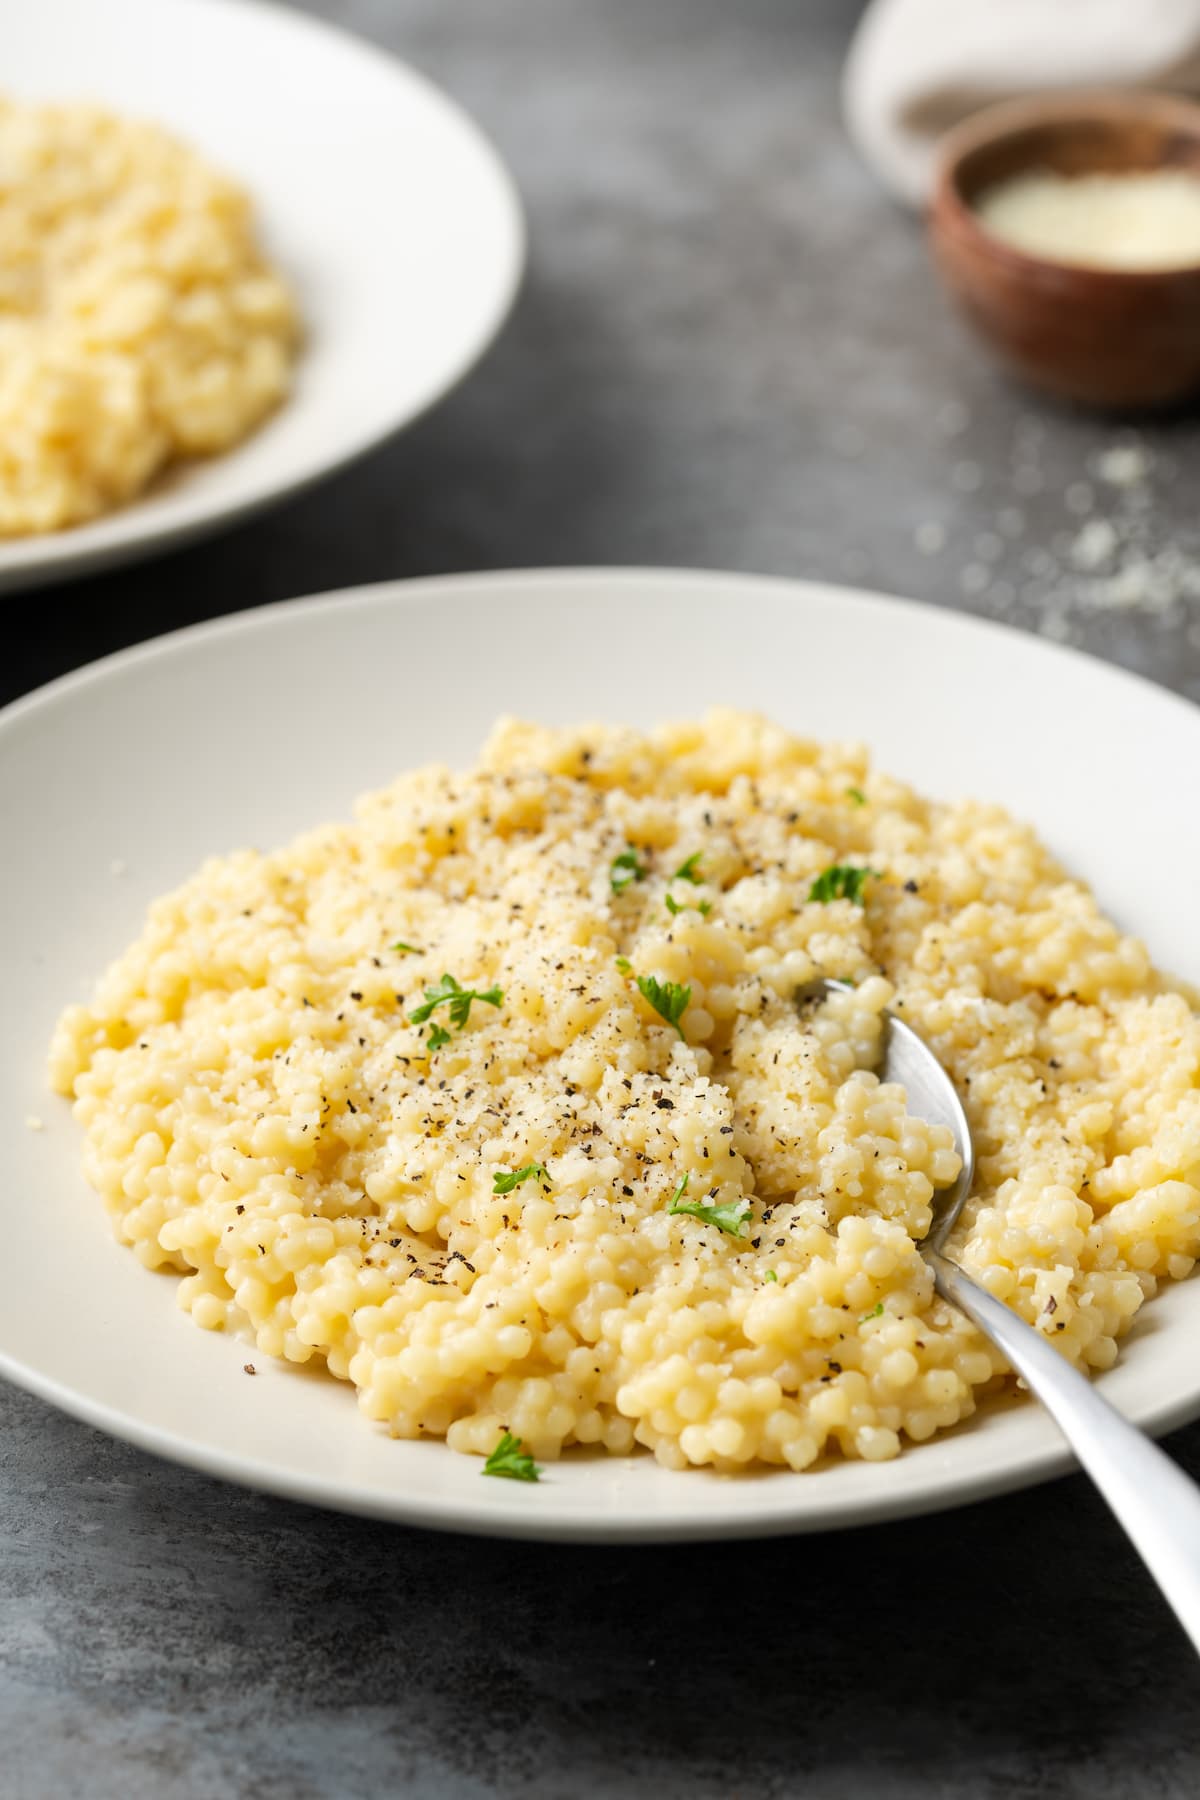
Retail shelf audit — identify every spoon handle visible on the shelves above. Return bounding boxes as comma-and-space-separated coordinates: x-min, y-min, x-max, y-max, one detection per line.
929, 1249, 1200, 1656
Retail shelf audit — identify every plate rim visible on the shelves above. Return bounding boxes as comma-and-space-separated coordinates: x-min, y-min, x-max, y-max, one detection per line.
0, 1341, 1087, 1542
0, 0, 527, 592
4, 564, 1200, 1542
6, 562, 1200, 738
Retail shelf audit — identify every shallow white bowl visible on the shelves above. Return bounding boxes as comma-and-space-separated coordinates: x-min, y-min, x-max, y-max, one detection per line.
0, 0, 524, 592
3, 568, 1199, 1541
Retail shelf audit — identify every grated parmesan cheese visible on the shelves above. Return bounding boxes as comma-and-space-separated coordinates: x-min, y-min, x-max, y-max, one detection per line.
975, 168, 1200, 270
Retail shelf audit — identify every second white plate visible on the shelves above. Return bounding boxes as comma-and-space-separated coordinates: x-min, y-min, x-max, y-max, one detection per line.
3, 568, 1199, 1540
0, 0, 524, 592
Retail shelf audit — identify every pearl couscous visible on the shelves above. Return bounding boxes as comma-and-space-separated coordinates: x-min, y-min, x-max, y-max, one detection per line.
49, 712, 1200, 1472
0, 98, 297, 536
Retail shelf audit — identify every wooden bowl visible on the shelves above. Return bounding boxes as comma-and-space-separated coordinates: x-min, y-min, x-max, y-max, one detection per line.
929, 90, 1200, 410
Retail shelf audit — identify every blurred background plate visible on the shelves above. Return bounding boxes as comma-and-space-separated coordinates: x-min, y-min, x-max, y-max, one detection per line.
0, 0, 524, 593
3, 566, 1200, 1542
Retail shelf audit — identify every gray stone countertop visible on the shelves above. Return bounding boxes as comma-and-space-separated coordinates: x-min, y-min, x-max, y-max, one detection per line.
4, 2, 1200, 1794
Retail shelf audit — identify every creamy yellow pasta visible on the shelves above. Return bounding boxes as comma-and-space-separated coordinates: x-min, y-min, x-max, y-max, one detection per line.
0, 98, 297, 536
50, 712, 1200, 1471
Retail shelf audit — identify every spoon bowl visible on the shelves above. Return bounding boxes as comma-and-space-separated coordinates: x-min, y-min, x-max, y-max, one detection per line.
799, 976, 975, 1249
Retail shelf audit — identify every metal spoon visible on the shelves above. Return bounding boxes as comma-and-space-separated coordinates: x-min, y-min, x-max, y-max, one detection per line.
801, 977, 1200, 1653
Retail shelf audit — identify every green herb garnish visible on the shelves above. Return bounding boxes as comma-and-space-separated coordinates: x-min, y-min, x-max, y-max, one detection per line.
493, 1162, 549, 1195
665, 894, 712, 918
846, 787, 867, 807
808, 864, 880, 905
390, 940, 423, 955
615, 955, 632, 974
482, 1431, 541, 1482
860, 1301, 884, 1323
610, 847, 648, 894
764, 1268, 778, 1283
426, 1023, 452, 1052
409, 973, 503, 1031
672, 852, 703, 884
635, 973, 692, 1039
667, 1173, 751, 1239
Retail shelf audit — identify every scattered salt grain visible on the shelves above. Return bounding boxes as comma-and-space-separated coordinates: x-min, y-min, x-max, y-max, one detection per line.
1082, 549, 1197, 617
936, 416, 1199, 653
1094, 443, 1152, 488
1070, 519, 1118, 572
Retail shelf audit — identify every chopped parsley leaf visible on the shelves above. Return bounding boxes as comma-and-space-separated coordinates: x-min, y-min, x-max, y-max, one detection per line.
426, 1023, 452, 1052
846, 787, 867, 807
390, 940, 423, 955
493, 1162, 549, 1195
409, 972, 503, 1030
665, 894, 712, 918
672, 852, 703, 884
615, 955, 632, 974
860, 1301, 884, 1322
635, 973, 691, 1038
764, 1268, 778, 1283
667, 1173, 751, 1239
482, 1431, 541, 1482
610, 847, 649, 894
808, 864, 880, 906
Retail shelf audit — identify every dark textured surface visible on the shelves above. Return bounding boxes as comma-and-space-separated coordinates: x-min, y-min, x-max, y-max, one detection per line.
4, 2, 1200, 1794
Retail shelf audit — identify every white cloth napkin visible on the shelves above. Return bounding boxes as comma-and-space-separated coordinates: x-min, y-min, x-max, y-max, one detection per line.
844, 0, 1200, 207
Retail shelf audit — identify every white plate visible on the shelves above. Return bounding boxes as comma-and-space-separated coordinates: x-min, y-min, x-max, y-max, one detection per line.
4, 568, 1199, 1541
0, 0, 523, 593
